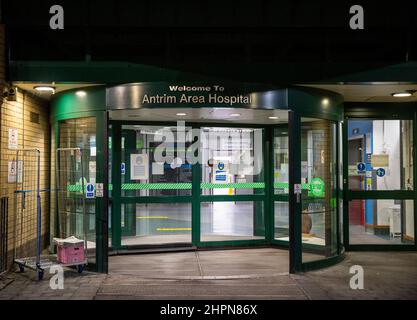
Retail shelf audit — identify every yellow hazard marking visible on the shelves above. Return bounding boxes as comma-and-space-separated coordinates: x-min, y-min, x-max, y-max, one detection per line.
156, 228, 191, 231
137, 216, 169, 219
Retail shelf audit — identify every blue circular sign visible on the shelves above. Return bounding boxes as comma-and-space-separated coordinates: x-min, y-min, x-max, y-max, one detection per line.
357, 162, 366, 172
218, 162, 225, 170
86, 184, 94, 192
376, 168, 386, 177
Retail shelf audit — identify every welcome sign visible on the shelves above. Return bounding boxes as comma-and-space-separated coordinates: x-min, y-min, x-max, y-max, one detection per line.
142, 85, 252, 106
106, 82, 285, 109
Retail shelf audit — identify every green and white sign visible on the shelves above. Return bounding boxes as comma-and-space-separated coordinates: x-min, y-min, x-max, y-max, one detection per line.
309, 177, 325, 197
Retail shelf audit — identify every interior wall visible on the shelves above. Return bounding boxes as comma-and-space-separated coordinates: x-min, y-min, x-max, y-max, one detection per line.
373, 120, 401, 225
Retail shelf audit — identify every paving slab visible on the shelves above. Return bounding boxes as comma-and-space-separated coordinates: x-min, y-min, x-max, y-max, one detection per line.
0, 250, 416, 300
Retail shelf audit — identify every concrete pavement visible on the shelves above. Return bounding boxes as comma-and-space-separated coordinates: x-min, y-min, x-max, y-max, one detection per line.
0, 249, 416, 300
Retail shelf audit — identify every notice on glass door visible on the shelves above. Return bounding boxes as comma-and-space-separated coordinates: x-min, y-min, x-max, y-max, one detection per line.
130, 154, 149, 180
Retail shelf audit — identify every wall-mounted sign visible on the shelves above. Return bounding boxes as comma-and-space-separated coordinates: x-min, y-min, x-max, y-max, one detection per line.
376, 168, 386, 177
106, 83, 287, 110
86, 183, 95, 198
89, 161, 96, 184
8, 160, 23, 183
309, 177, 325, 197
214, 160, 228, 183
95, 183, 103, 197
8, 128, 18, 149
152, 162, 164, 175
348, 165, 358, 176
130, 154, 149, 180
357, 162, 366, 174
371, 154, 389, 168
136, 139, 144, 149
121, 162, 125, 175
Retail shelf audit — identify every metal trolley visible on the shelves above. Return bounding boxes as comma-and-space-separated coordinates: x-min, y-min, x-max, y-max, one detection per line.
13, 148, 89, 280
13, 149, 52, 280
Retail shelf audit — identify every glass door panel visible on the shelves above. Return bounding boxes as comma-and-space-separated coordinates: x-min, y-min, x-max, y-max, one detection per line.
58, 117, 97, 261
346, 119, 414, 246
273, 125, 290, 241
117, 124, 193, 246
300, 118, 338, 263
199, 126, 266, 242
121, 203, 192, 246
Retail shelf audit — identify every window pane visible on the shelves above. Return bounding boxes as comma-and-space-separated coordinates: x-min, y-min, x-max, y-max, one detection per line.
274, 201, 289, 240
347, 120, 413, 191
273, 127, 289, 195
349, 199, 414, 245
301, 118, 338, 263
201, 201, 265, 241
121, 125, 192, 197
121, 203, 191, 246
201, 127, 264, 195
58, 117, 97, 262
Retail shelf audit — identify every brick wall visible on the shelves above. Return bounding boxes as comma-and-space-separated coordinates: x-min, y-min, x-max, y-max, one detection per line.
0, 24, 51, 270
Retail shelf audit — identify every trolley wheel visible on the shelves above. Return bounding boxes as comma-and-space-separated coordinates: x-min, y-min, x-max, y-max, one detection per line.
18, 264, 24, 273
77, 264, 85, 274
38, 270, 44, 281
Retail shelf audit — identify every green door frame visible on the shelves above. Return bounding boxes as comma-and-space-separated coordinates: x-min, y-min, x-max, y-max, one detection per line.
343, 103, 417, 251
49, 84, 346, 273
108, 114, 346, 273
109, 120, 273, 250
270, 124, 290, 248
53, 110, 109, 273
293, 114, 345, 272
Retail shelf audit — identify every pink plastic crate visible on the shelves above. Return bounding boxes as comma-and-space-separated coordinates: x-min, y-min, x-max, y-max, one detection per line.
57, 244, 85, 264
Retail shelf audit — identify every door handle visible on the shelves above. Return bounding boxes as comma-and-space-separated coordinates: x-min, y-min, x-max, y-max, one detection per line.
294, 184, 301, 204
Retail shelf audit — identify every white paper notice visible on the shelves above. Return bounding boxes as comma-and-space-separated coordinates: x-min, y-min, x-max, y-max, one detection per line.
8, 160, 23, 183
89, 161, 96, 184
8, 128, 18, 149
130, 154, 149, 180
152, 162, 164, 175
96, 183, 103, 197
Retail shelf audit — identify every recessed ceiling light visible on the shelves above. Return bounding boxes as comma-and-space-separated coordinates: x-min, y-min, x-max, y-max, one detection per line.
176, 112, 187, 116
392, 92, 412, 97
34, 86, 55, 93
268, 116, 279, 120
229, 113, 241, 117
75, 90, 87, 97
322, 98, 329, 106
